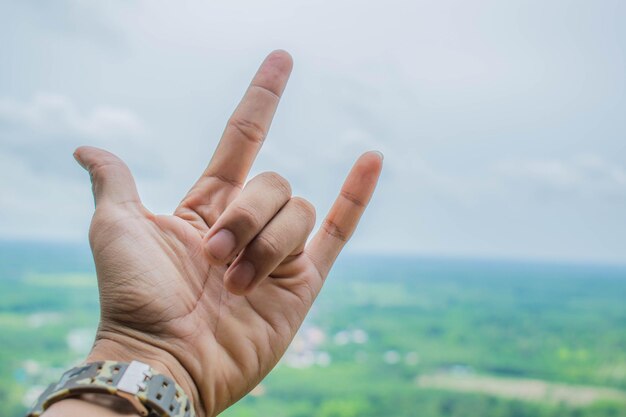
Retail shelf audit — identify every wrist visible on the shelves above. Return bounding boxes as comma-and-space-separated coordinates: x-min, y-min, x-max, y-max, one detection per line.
87, 327, 205, 417
43, 397, 139, 417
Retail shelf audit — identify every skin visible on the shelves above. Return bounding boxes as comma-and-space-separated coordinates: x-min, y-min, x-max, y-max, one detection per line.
42, 50, 383, 417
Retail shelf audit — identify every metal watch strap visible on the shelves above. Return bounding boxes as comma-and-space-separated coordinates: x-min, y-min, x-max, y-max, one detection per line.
27, 360, 196, 417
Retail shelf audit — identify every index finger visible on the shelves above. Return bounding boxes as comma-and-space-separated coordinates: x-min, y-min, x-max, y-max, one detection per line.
305, 151, 383, 281
200, 50, 293, 188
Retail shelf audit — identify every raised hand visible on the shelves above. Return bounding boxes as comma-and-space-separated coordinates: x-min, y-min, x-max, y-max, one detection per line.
74, 50, 382, 417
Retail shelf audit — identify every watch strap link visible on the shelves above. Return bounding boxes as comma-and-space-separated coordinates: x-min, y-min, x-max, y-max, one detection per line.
27, 361, 195, 417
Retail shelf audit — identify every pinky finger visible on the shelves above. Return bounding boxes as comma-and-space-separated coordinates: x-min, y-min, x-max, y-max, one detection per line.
305, 151, 383, 285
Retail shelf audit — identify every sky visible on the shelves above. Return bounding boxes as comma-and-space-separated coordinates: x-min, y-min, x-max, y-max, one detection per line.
0, 0, 625, 263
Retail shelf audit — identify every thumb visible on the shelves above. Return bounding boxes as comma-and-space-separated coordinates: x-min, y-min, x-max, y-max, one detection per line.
74, 146, 141, 207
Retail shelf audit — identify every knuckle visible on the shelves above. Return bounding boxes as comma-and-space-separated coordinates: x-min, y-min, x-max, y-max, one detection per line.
340, 189, 366, 207
231, 204, 261, 230
90, 160, 129, 181
291, 280, 315, 309
259, 171, 291, 196
290, 197, 316, 225
90, 209, 120, 230
228, 117, 266, 144
250, 83, 280, 100
322, 218, 349, 242
88, 209, 128, 246
253, 232, 282, 259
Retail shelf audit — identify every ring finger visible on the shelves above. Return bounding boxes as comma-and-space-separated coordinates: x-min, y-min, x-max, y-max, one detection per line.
203, 171, 292, 264
225, 197, 316, 294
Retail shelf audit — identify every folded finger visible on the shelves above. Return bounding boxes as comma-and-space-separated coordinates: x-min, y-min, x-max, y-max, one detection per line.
225, 197, 316, 295
203, 171, 292, 264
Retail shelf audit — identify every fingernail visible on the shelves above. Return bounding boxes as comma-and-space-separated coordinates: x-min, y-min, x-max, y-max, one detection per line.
372, 150, 384, 160
227, 261, 256, 294
73, 151, 86, 169
205, 229, 236, 261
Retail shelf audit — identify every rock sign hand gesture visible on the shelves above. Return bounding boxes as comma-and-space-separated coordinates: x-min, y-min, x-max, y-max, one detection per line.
73, 50, 383, 417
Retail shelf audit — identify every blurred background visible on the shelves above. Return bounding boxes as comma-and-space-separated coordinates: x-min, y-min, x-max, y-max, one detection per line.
1, 1, 625, 416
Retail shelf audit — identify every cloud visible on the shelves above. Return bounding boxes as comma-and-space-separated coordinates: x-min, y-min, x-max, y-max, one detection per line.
0, 93, 145, 139
0, 152, 93, 241
496, 155, 626, 200
0, 93, 152, 176
1, 1, 626, 261
0, 93, 164, 240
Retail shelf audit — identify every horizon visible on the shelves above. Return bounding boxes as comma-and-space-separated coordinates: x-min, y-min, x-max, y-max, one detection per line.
3, 239, 626, 270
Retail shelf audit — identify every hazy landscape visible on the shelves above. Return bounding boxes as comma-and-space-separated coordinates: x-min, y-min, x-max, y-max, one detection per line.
1, 241, 625, 417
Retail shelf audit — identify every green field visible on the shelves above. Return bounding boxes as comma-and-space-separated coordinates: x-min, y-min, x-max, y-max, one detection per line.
1, 242, 625, 417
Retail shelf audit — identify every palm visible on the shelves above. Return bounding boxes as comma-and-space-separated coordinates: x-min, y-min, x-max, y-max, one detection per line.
77, 51, 382, 417
93, 206, 316, 405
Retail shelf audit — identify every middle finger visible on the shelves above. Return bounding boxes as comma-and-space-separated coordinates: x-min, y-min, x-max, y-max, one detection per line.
181, 51, 293, 209
203, 171, 292, 264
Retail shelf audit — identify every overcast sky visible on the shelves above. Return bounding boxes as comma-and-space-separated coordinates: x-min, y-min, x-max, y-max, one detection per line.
1, 1, 625, 263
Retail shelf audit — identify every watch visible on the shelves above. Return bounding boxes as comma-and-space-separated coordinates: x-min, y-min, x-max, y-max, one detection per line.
27, 360, 196, 417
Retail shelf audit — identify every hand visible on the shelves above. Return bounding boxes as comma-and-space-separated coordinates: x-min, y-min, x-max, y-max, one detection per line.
74, 50, 383, 417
